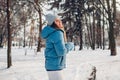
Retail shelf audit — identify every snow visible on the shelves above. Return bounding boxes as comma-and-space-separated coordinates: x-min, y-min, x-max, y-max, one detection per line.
0, 46, 120, 80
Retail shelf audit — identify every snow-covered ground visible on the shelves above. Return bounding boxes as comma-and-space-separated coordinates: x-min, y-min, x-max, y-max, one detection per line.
0, 46, 120, 80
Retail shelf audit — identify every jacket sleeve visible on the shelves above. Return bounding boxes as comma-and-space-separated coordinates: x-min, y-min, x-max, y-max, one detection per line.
52, 31, 74, 56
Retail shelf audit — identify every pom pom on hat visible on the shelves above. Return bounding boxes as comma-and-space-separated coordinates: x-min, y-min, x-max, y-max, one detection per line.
45, 13, 59, 26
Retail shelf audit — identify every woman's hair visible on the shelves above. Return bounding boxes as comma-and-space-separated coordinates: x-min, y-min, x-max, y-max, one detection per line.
50, 22, 58, 29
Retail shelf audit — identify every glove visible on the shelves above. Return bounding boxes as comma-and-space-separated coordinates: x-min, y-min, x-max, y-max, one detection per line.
65, 42, 74, 51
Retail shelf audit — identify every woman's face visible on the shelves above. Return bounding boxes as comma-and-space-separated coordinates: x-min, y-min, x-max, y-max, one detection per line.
54, 18, 64, 29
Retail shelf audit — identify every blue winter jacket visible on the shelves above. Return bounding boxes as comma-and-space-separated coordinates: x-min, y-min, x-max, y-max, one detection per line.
41, 26, 74, 71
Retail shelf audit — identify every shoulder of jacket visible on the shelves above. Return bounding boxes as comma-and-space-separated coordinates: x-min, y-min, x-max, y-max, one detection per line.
52, 29, 64, 36
50, 29, 64, 42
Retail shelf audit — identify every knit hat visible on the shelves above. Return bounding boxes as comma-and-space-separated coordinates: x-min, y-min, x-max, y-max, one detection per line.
45, 13, 59, 26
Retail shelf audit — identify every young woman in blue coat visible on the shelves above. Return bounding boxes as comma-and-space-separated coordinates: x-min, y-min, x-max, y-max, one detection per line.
41, 13, 74, 80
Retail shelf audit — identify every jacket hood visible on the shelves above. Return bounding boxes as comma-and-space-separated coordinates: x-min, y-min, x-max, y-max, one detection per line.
41, 26, 57, 39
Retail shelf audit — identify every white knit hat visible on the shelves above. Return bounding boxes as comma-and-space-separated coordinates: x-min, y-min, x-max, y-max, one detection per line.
45, 13, 59, 26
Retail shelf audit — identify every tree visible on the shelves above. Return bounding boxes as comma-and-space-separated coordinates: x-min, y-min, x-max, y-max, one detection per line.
106, 0, 117, 55
27, 0, 47, 52
7, 0, 12, 68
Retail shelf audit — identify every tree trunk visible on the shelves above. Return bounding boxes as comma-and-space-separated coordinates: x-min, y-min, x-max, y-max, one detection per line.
102, 16, 105, 50
92, 16, 95, 50
106, 0, 116, 56
0, 26, 4, 48
0, 34, 3, 48
85, 13, 92, 48
79, 20, 83, 50
37, 10, 42, 52
77, 13, 83, 50
23, 22, 26, 47
92, 3, 95, 50
102, 0, 105, 50
7, 0, 12, 68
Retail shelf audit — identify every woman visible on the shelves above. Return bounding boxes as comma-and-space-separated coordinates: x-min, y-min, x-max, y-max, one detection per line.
41, 13, 74, 80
